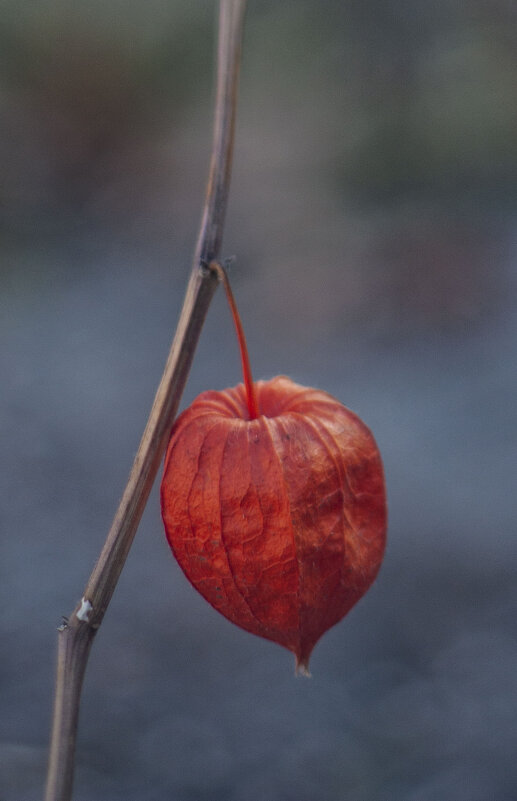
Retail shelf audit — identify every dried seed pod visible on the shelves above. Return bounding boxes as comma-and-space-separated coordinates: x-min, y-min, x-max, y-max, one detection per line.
160, 263, 386, 673
161, 375, 386, 673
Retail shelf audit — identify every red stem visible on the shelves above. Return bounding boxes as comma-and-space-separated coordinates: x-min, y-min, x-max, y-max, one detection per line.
210, 262, 259, 419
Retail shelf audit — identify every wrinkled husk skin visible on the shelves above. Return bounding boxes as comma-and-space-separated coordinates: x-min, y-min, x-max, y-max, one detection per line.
161, 376, 387, 671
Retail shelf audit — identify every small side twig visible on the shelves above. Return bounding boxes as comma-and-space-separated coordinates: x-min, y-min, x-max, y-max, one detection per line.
44, 2, 247, 799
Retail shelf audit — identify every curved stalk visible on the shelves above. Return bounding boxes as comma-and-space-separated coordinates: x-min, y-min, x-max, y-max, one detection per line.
209, 261, 259, 419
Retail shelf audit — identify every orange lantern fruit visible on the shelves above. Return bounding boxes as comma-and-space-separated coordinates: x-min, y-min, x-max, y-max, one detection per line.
161, 264, 386, 673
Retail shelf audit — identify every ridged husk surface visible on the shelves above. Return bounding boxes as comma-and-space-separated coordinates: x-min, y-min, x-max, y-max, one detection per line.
161, 376, 386, 671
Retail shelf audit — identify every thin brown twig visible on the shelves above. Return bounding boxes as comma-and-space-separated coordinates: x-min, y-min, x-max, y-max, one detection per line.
44, 2, 247, 799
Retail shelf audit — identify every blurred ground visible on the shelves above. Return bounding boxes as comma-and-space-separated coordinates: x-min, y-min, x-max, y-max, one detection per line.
1, 1, 517, 799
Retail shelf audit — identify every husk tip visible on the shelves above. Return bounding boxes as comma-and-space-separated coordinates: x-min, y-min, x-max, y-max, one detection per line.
295, 656, 312, 678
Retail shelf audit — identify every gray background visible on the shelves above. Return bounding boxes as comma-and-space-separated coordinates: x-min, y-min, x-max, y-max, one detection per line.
2, 1, 517, 799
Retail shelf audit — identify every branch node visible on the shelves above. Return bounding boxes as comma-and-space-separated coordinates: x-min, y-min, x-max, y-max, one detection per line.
207, 260, 225, 282
199, 259, 212, 276
76, 598, 93, 623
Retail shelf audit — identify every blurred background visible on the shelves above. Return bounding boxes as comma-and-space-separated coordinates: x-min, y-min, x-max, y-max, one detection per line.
1, 1, 517, 799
